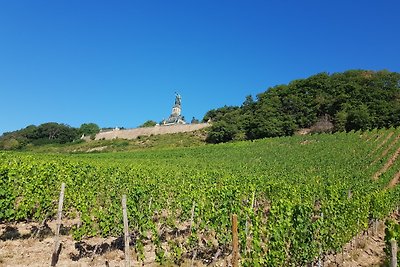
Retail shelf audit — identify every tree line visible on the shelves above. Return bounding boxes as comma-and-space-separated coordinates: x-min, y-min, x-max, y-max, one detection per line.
203, 69, 400, 143
0, 123, 100, 150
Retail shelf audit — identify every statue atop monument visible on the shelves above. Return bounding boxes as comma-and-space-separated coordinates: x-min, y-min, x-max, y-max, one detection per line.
162, 93, 186, 125
174, 93, 181, 106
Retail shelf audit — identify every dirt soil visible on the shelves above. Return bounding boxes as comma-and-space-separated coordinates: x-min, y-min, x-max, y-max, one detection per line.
0, 220, 135, 267
387, 170, 400, 189
373, 145, 400, 180
324, 223, 386, 267
0, 219, 225, 267
1, 213, 399, 267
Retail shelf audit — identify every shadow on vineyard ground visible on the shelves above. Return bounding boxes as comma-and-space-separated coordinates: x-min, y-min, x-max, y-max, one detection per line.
0, 219, 225, 267
0, 222, 53, 241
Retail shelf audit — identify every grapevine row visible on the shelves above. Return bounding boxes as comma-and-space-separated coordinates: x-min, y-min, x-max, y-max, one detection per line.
1, 128, 400, 265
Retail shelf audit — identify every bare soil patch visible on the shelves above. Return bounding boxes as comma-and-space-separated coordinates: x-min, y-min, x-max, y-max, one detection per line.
324, 226, 386, 267
0, 220, 138, 267
1, 215, 398, 267
387, 170, 400, 189
0, 220, 227, 267
325, 210, 400, 267
373, 145, 400, 180
370, 134, 400, 168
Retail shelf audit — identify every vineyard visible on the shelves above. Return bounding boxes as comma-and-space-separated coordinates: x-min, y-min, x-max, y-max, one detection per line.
1, 128, 400, 266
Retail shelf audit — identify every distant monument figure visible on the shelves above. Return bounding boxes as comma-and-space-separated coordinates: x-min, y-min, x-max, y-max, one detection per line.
162, 93, 186, 125
175, 93, 181, 106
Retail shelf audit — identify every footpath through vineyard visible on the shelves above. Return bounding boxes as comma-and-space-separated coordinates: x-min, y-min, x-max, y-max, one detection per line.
1, 128, 400, 266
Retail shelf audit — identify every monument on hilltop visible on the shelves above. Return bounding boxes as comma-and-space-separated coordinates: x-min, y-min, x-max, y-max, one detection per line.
162, 93, 186, 125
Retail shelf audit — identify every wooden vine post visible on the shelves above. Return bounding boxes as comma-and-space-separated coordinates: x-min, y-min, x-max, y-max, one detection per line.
122, 194, 131, 267
51, 182, 65, 266
232, 214, 239, 267
190, 200, 195, 232
391, 239, 398, 267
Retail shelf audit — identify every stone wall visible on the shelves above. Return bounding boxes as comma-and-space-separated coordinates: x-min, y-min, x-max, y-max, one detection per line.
95, 123, 210, 140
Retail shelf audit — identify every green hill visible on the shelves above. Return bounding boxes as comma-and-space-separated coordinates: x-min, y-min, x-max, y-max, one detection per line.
204, 69, 400, 143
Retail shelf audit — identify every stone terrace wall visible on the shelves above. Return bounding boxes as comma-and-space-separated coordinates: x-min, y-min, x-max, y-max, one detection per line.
95, 123, 210, 140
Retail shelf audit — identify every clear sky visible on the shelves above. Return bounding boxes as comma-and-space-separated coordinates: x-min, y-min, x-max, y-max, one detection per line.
1, 1, 399, 134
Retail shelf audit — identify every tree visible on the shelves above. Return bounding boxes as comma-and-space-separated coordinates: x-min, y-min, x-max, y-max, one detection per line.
242, 95, 255, 111
34, 123, 78, 144
0, 138, 21, 150
79, 123, 100, 136
202, 106, 240, 123
334, 110, 348, 132
206, 121, 239, 143
345, 105, 372, 131
139, 120, 157, 128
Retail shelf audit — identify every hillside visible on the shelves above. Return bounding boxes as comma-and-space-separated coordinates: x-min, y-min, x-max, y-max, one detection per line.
204, 69, 400, 143
16, 129, 209, 153
0, 123, 210, 152
0, 128, 399, 266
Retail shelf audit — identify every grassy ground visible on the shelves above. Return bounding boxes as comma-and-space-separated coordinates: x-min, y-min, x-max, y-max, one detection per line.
19, 129, 208, 153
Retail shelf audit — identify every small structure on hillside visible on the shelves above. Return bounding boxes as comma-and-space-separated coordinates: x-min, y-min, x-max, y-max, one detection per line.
162, 93, 186, 125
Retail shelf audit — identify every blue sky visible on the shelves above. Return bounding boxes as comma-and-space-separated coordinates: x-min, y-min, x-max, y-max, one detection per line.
1, 1, 399, 134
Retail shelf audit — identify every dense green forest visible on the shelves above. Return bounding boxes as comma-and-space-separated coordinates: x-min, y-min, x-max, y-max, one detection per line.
203, 69, 400, 143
